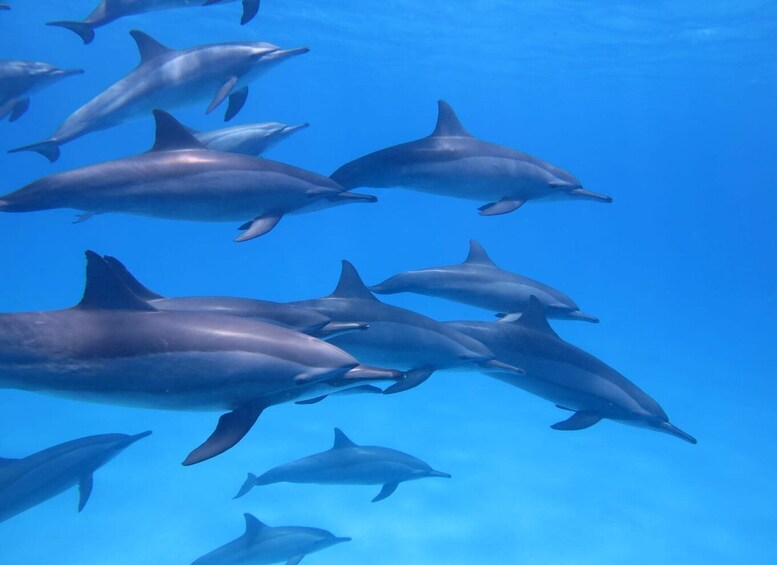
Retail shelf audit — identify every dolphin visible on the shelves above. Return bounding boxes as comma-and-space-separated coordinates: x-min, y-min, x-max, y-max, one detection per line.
0, 60, 83, 123
48, 0, 260, 45
290, 260, 523, 393
192, 121, 309, 156
0, 5, 9, 10
446, 297, 696, 444
0, 111, 376, 242
0, 431, 150, 523
9, 31, 307, 162
331, 100, 612, 215
0, 252, 403, 465
235, 428, 451, 502
371, 240, 598, 323
192, 513, 350, 565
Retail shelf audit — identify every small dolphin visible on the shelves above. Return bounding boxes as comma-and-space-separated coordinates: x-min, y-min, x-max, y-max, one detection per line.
371, 240, 598, 323
0, 60, 82, 123
10, 31, 307, 161
192, 121, 309, 156
49, 0, 260, 45
235, 428, 451, 502
192, 513, 350, 565
0, 431, 150, 523
447, 297, 696, 444
331, 100, 612, 215
1, 111, 375, 242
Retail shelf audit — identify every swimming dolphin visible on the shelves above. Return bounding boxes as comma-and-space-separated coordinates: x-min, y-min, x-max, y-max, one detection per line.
371, 240, 598, 323
192, 121, 309, 156
235, 428, 451, 502
0, 431, 150, 523
331, 100, 612, 215
290, 260, 523, 393
0, 111, 375, 242
192, 513, 350, 565
49, 0, 260, 45
0, 252, 403, 465
446, 297, 696, 444
10, 31, 306, 162
0, 60, 82, 123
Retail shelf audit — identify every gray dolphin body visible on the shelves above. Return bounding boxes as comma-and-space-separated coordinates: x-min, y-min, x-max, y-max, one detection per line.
193, 121, 308, 156
371, 240, 598, 323
49, 0, 260, 45
0, 252, 403, 465
1, 111, 375, 242
331, 100, 612, 215
236, 428, 450, 502
446, 298, 696, 444
10, 31, 305, 162
192, 514, 349, 565
0, 60, 82, 123
0, 431, 150, 523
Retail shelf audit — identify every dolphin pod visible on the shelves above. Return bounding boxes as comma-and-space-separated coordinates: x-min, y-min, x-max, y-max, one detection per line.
0, 431, 151, 523
0, 60, 83, 123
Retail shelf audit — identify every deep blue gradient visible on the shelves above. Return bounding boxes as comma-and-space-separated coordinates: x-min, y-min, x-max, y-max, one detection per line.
1, 1, 775, 563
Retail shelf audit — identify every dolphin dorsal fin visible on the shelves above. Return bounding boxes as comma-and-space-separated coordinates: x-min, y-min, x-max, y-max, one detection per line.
329, 261, 378, 301
464, 240, 496, 266
504, 296, 558, 337
130, 30, 172, 65
78, 251, 156, 311
332, 428, 357, 449
430, 100, 472, 138
149, 110, 206, 152
102, 256, 164, 300
244, 514, 269, 537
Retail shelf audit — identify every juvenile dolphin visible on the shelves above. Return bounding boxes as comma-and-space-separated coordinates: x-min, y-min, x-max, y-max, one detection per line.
0, 252, 403, 465
0, 431, 150, 523
0, 60, 82, 123
49, 0, 260, 45
1, 111, 375, 242
331, 100, 612, 215
192, 513, 350, 565
235, 428, 451, 502
291, 260, 523, 393
192, 121, 309, 156
10, 31, 306, 161
446, 297, 696, 444
371, 240, 598, 323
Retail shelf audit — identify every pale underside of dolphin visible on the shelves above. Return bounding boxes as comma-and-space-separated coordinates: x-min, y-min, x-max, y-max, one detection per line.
446, 297, 696, 444
371, 239, 599, 323
0, 60, 83, 123
235, 427, 451, 502
10, 30, 307, 162
331, 100, 613, 215
48, 0, 260, 45
0, 110, 376, 242
191, 120, 309, 156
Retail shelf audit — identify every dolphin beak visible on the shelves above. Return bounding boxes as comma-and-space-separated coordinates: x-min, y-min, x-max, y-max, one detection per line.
55, 68, 85, 78
568, 188, 613, 203
266, 46, 310, 61
127, 430, 153, 445
660, 422, 697, 444
566, 310, 600, 323
333, 537, 352, 544
428, 470, 452, 479
284, 123, 310, 134
316, 321, 369, 339
478, 359, 526, 374
327, 191, 378, 204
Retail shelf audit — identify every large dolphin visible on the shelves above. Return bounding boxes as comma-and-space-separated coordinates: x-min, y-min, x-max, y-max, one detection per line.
1, 111, 376, 242
371, 240, 598, 323
192, 513, 350, 565
49, 0, 260, 45
0, 431, 150, 523
446, 297, 696, 444
192, 121, 309, 156
10, 31, 306, 162
331, 100, 612, 215
290, 260, 523, 393
0, 60, 82, 123
0, 252, 403, 465
235, 428, 451, 502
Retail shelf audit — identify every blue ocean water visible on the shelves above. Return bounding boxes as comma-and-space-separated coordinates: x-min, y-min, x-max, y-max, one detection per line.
1, 0, 775, 563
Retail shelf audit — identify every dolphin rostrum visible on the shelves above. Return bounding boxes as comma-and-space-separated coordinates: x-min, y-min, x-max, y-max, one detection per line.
371, 240, 598, 323
192, 121, 309, 156
49, 0, 260, 45
0, 431, 151, 523
0, 252, 403, 465
10, 31, 307, 161
446, 297, 696, 444
235, 428, 451, 502
192, 513, 350, 565
1, 111, 376, 242
331, 100, 612, 215
1, 60, 83, 123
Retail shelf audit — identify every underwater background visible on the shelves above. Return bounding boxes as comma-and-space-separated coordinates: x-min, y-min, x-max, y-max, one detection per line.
1, 0, 775, 563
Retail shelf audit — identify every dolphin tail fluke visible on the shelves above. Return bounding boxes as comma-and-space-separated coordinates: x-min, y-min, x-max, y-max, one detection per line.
233, 473, 259, 499
372, 482, 399, 503
568, 188, 613, 203
383, 367, 435, 394
47, 21, 96, 44
182, 404, 264, 466
8, 140, 60, 162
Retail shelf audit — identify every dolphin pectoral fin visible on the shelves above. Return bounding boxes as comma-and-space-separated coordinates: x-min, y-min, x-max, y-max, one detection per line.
78, 474, 94, 512
295, 384, 383, 405
47, 21, 96, 44
233, 473, 259, 499
555, 405, 575, 411
8, 140, 60, 163
295, 395, 328, 405
73, 211, 99, 224
207, 76, 239, 115
241, 0, 261, 24
182, 404, 265, 466
9, 97, 30, 122
551, 411, 602, 431
372, 482, 399, 503
383, 367, 435, 395
225, 87, 249, 121
286, 555, 305, 565
478, 198, 526, 216
234, 215, 282, 242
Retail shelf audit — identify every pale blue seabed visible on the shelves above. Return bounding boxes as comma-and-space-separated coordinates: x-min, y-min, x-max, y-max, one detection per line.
0, 1, 776, 563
